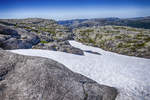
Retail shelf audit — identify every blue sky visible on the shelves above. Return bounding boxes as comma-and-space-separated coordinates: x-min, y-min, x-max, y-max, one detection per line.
1, 0, 150, 20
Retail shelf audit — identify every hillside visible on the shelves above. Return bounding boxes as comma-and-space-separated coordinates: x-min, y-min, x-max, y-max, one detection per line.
1, 18, 150, 58
74, 25, 150, 58
58, 16, 150, 29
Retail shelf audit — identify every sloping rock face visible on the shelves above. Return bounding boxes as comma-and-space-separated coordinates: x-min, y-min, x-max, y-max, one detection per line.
0, 50, 117, 100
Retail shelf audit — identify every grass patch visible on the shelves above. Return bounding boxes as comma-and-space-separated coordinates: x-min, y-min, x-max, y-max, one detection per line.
40, 41, 49, 44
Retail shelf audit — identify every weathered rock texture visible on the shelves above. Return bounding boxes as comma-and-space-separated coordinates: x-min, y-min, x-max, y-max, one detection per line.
0, 25, 40, 49
0, 50, 117, 100
0, 18, 84, 55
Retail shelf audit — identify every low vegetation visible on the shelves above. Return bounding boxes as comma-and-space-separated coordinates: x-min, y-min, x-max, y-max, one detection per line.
74, 25, 150, 58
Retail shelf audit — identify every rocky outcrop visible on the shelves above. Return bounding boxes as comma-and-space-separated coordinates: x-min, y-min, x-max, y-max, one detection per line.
0, 19, 84, 55
0, 25, 40, 49
33, 40, 84, 55
0, 50, 117, 100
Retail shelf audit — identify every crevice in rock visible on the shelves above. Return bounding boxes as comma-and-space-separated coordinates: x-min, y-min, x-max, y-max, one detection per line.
80, 80, 88, 100
0, 59, 17, 81
82, 84, 88, 100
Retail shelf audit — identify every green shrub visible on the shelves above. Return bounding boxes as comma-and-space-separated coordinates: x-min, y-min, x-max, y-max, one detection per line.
40, 41, 49, 44
115, 35, 122, 39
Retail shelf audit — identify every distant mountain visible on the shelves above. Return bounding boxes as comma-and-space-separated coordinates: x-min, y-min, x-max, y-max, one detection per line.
58, 16, 150, 29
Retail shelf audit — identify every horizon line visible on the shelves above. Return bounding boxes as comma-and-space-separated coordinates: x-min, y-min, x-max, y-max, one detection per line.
0, 15, 150, 21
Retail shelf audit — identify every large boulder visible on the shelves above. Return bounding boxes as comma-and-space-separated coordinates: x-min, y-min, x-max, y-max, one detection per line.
33, 40, 84, 55
0, 25, 40, 49
0, 25, 20, 38
0, 50, 117, 100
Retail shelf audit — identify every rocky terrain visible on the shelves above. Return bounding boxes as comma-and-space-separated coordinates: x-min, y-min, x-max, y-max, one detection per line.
10, 41, 150, 100
0, 24, 40, 49
58, 16, 150, 29
0, 17, 150, 100
0, 50, 117, 100
58, 17, 150, 58
0, 18, 83, 55
74, 25, 150, 58
0, 18, 150, 58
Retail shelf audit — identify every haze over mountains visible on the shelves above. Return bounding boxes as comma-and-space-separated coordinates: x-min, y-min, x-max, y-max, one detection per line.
58, 16, 150, 29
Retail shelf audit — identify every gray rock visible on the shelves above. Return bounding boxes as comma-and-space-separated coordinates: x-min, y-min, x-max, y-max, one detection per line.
0, 25, 20, 39
59, 45, 84, 55
0, 19, 80, 55
39, 34, 54, 42
33, 41, 84, 55
0, 25, 40, 49
0, 50, 117, 100
1, 38, 21, 49
57, 41, 84, 55
84, 50, 101, 55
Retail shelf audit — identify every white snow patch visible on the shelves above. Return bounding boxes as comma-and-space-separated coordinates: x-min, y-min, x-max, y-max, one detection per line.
10, 40, 150, 100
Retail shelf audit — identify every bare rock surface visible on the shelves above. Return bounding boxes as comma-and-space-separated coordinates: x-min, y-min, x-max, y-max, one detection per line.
0, 19, 84, 55
0, 50, 117, 100
0, 25, 40, 49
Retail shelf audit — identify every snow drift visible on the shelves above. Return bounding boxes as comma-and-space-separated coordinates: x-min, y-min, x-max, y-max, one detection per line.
10, 40, 150, 100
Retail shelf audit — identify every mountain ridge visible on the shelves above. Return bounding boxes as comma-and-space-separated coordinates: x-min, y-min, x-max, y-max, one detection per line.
58, 16, 150, 29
